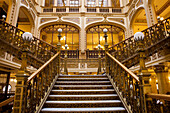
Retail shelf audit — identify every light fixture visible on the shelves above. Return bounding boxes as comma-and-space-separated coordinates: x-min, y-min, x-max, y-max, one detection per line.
134, 32, 144, 41
22, 32, 33, 42
103, 28, 108, 33
58, 28, 62, 33
160, 17, 164, 21
65, 44, 68, 48
2, 15, 6, 20
14, 79, 17, 83
98, 44, 101, 48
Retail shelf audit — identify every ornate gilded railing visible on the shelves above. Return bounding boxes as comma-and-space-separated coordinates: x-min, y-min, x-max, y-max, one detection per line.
86, 50, 105, 59
0, 20, 58, 68
146, 93, 170, 113
61, 49, 79, 58
108, 17, 170, 68
0, 52, 61, 113
106, 52, 141, 113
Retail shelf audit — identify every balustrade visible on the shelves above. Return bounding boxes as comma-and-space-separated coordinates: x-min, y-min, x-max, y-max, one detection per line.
0, 20, 58, 68
108, 17, 170, 68
86, 50, 105, 59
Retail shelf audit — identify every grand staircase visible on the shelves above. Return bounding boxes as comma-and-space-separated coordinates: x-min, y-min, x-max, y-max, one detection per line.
41, 74, 127, 113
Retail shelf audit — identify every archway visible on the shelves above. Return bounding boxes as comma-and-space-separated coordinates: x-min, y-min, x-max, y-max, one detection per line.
130, 8, 148, 34
40, 24, 79, 50
16, 7, 34, 32
86, 24, 125, 50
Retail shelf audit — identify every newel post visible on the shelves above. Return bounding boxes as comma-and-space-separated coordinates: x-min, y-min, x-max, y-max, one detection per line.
57, 28, 62, 74
134, 32, 152, 113
64, 44, 68, 75
13, 32, 33, 113
98, 44, 102, 74
103, 28, 109, 74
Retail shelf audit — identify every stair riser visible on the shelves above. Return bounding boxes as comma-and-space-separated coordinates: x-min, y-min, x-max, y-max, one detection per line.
41, 111, 127, 113
57, 78, 109, 81
50, 91, 116, 95
44, 103, 124, 108
53, 86, 113, 90
59, 76, 107, 78
56, 82, 111, 85
47, 96, 119, 101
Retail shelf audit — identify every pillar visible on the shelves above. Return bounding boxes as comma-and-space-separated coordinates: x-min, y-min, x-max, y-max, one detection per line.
143, 0, 157, 27
154, 64, 170, 94
79, 16, 86, 59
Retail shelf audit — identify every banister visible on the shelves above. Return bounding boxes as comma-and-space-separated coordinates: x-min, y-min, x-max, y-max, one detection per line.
0, 97, 14, 108
0, 20, 57, 50
27, 51, 60, 83
106, 52, 139, 82
147, 93, 170, 101
108, 17, 170, 50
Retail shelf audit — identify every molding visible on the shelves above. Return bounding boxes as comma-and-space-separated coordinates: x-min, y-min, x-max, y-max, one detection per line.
130, 54, 170, 72
36, 74, 60, 113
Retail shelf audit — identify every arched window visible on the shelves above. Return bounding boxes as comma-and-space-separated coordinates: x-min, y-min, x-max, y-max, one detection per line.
87, 0, 96, 7
86, 24, 125, 50
57, 0, 67, 6
99, 0, 108, 7
45, 0, 54, 7
70, 0, 79, 6
40, 24, 79, 50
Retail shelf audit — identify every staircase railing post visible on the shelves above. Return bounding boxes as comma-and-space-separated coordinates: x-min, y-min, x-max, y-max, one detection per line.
103, 28, 109, 75
97, 44, 102, 74
13, 32, 33, 113
134, 32, 151, 113
64, 44, 68, 75
57, 28, 62, 74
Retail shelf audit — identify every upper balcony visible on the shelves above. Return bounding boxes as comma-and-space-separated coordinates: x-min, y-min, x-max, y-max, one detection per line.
41, 0, 122, 13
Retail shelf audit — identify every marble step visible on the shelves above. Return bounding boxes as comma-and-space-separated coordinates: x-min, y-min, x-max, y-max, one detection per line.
56, 81, 111, 85
43, 100, 123, 108
50, 89, 116, 95
41, 107, 126, 113
48, 94, 119, 100
53, 85, 113, 89
57, 78, 109, 81
59, 75, 107, 78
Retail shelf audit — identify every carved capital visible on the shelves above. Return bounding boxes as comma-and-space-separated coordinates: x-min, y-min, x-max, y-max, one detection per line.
154, 64, 167, 73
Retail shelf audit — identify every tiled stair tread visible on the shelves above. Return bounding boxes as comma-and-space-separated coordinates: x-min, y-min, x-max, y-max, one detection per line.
54, 85, 113, 87
60, 75, 106, 77
41, 107, 126, 112
49, 94, 118, 97
46, 100, 122, 104
52, 89, 115, 92
58, 78, 108, 80
56, 81, 111, 83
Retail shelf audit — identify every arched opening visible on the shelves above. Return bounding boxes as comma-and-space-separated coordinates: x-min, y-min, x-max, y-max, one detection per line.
131, 8, 148, 34
40, 24, 79, 50
86, 24, 125, 50
16, 7, 34, 32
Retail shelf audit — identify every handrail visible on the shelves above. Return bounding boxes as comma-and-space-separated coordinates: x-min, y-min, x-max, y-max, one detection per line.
147, 93, 170, 101
108, 17, 170, 68
106, 52, 139, 81
27, 51, 60, 83
0, 97, 14, 108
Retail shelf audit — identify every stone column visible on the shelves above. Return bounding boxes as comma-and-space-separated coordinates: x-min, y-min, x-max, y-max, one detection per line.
154, 64, 170, 94
81, 0, 86, 12
66, 0, 69, 6
143, 0, 157, 27
149, 71, 158, 93
42, 0, 45, 6
79, 16, 86, 59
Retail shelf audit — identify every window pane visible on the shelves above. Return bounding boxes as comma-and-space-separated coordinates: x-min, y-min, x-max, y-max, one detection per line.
87, 0, 96, 7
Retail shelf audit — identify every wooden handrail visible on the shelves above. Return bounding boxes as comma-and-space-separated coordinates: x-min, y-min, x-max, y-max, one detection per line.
27, 51, 60, 83
106, 52, 139, 81
0, 97, 14, 107
147, 93, 170, 101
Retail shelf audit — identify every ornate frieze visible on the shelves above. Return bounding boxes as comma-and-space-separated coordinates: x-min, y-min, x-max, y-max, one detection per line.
40, 18, 57, 24
62, 18, 80, 24
108, 18, 124, 24
86, 18, 103, 24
